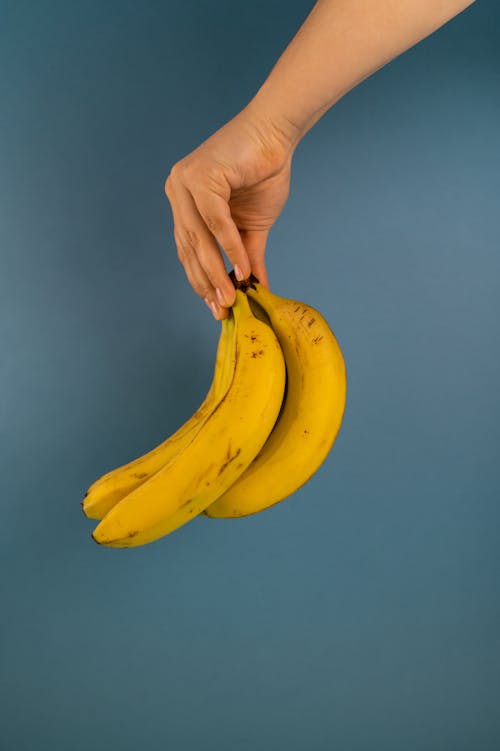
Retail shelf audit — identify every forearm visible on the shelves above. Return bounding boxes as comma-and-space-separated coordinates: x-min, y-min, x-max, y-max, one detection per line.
246, 0, 476, 146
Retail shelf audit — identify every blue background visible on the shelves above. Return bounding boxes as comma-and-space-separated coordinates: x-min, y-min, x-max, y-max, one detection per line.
1, 1, 499, 748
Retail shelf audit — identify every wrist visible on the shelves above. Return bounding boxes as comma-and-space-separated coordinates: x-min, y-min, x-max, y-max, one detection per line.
240, 92, 304, 156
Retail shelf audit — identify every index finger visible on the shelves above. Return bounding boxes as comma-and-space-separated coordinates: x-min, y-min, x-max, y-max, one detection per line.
192, 189, 251, 283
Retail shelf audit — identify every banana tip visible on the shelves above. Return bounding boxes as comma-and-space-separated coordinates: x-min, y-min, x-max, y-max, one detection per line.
81, 498, 98, 519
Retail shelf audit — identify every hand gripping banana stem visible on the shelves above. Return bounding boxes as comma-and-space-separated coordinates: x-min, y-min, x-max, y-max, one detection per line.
82, 313, 236, 520
205, 281, 347, 518
92, 290, 286, 548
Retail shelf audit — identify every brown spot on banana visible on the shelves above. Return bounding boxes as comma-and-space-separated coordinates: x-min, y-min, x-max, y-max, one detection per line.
217, 447, 242, 476
245, 333, 259, 343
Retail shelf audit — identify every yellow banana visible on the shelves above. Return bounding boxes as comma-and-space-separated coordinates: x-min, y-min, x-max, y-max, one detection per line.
82, 313, 236, 520
205, 280, 347, 518
92, 290, 286, 548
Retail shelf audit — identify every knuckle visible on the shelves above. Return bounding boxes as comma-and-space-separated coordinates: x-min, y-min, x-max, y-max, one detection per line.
179, 159, 205, 188
174, 235, 190, 263
173, 230, 183, 252
220, 242, 240, 260
221, 239, 246, 266
184, 228, 199, 248
165, 164, 179, 192
181, 161, 198, 183
204, 214, 221, 234
166, 161, 186, 191
203, 164, 224, 187
169, 161, 183, 180
194, 281, 211, 299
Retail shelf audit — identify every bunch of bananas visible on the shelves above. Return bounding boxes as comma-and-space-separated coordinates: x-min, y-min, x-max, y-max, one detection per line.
83, 276, 347, 548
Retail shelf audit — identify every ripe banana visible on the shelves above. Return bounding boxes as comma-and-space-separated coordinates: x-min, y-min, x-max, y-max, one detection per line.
92, 290, 286, 547
82, 313, 237, 520
204, 280, 347, 518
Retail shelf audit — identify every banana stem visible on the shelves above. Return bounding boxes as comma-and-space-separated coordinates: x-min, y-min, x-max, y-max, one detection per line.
228, 269, 260, 293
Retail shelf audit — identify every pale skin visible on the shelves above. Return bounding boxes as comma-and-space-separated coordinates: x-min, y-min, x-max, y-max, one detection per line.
165, 0, 476, 319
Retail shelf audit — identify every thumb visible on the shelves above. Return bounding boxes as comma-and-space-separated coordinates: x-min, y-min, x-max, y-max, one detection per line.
240, 229, 270, 289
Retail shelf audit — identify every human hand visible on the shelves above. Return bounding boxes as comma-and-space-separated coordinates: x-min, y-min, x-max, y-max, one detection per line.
165, 104, 296, 319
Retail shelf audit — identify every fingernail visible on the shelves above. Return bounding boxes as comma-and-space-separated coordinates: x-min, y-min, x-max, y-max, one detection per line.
216, 288, 225, 306
204, 297, 217, 318
210, 301, 221, 319
234, 265, 245, 282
